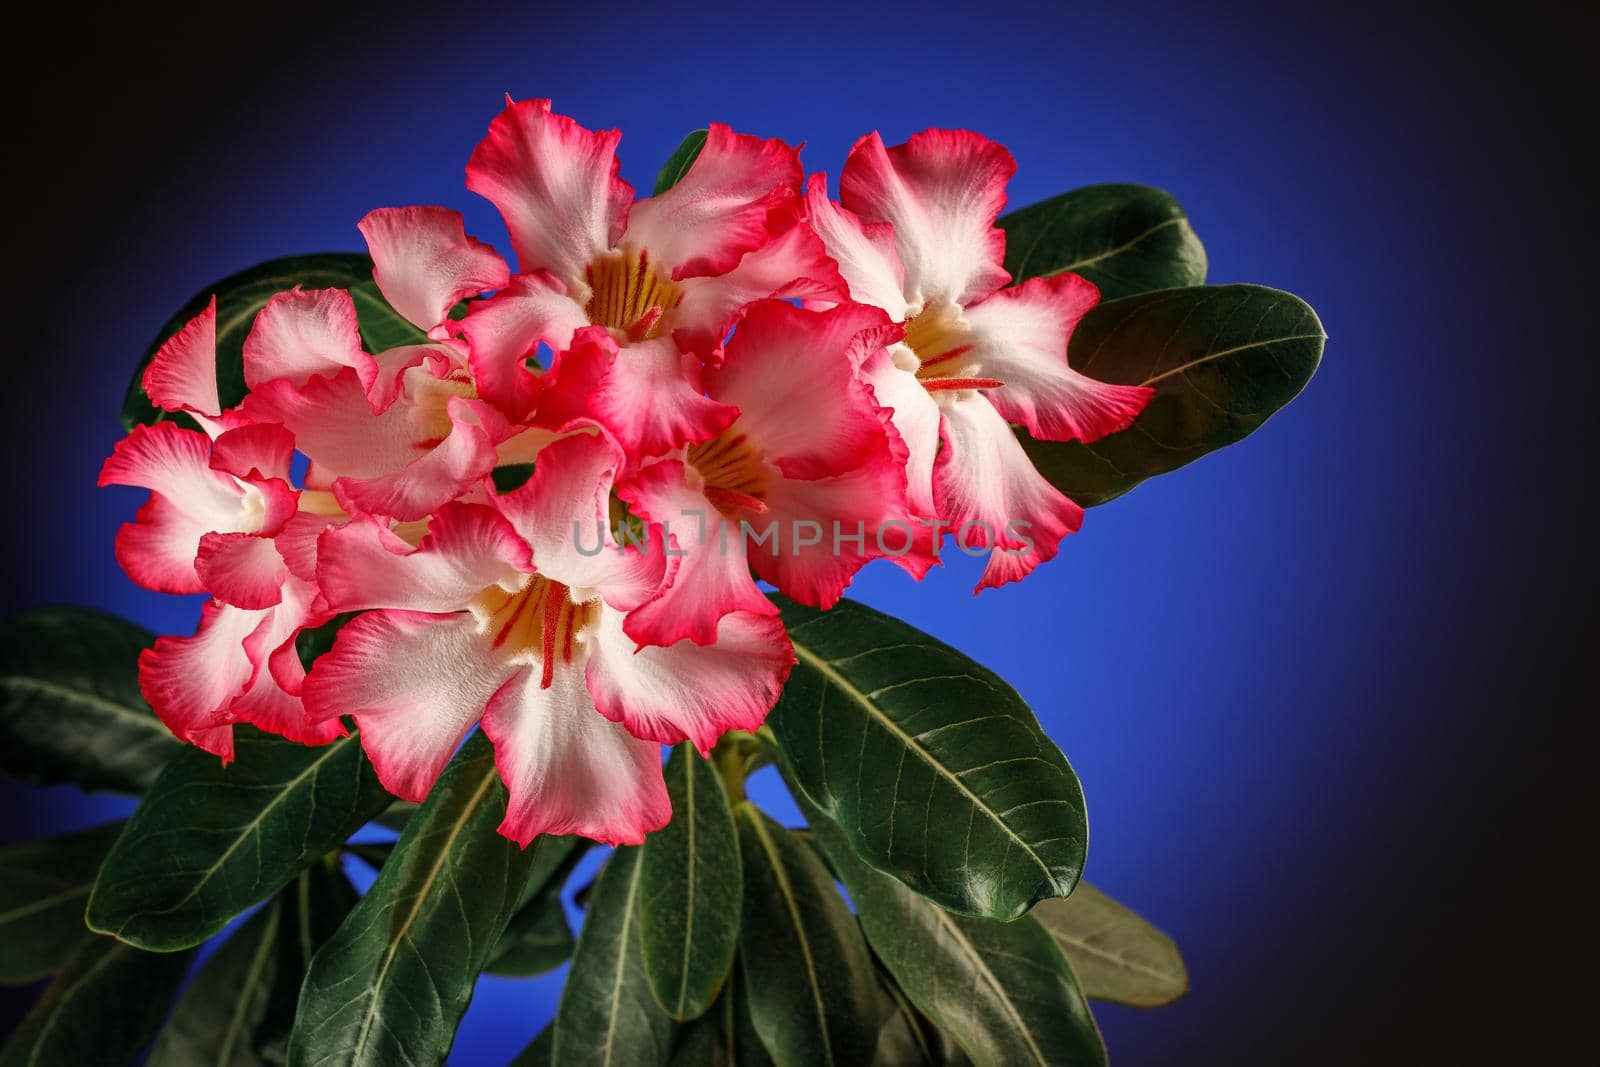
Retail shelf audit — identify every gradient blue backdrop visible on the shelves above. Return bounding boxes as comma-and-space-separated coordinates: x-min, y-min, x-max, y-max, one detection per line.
4, 2, 1588, 1063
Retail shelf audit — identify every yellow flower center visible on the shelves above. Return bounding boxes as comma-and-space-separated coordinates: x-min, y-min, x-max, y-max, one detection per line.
687, 428, 772, 518
584, 246, 682, 341
473, 576, 599, 688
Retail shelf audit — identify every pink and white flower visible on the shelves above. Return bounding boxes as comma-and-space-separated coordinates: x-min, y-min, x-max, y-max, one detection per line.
459, 99, 848, 456
304, 428, 792, 845
101, 301, 343, 758
806, 129, 1155, 589
614, 300, 915, 647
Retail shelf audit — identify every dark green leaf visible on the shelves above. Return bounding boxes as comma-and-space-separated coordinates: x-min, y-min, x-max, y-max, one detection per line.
999, 184, 1207, 299
873, 975, 943, 1067
121, 253, 425, 431
0, 606, 181, 793
295, 613, 353, 673
0, 822, 125, 984
654, 131, 708, 195
798, 791, 1105, 1067
639, 745, 742, 1019
87, 727, 391, 950
1032, 882, 1188, 1008
372, 799, 420, 833
766, 595, 1087, 920
1020, 283, 1325, 506
487, 835, 588, 977
344, 842, 394, 870
148, 861, 358, 1066
288, 732, 540, 1067
0, 936, 192, 1067
735, 804, 880, 1067
669, 970, 774, 1067
491, 463, 537, 494
553, 846, 675, 1067
512, 1024, 554, 1067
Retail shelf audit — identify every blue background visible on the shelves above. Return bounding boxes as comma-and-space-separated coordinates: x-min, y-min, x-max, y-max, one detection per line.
3, 2, 1588, 1063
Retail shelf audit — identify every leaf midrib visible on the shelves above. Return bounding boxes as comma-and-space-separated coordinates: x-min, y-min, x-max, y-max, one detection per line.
743, 810, 833, 1067
1, 676, 158, 731
788, 640, 1054, 884
930, 911, 1048, 1067
1140, 333, 1326, 388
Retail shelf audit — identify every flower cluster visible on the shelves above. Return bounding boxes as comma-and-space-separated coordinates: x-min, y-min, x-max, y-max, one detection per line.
101, 101, 1150, 846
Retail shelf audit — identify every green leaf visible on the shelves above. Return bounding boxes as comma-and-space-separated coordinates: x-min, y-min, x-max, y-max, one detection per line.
0, 822, 125, 984
1019, 283, 1325, 506
798, 791, 1106, 1067
1031, 882, 1188, 1008
654, 131, 708, 195
0, 936, 192, 1067
87, 728, 391, 950
766, 595, 1087, 920
121, 253, 425, 431
0, 606, 181, 793
148, 861, 358, 1067
552, 846, 675, 1067
873, 976, 943, 1067
999, 184, 1207, 299
288, 733, 539, 1067
669, 970, 774, 1067
487, 836, 588, 977
639, 744, 742, 1019
734, 804, 880, 1067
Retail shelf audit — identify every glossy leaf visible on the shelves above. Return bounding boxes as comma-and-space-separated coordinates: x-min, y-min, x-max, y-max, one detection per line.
669, 970, 774, 1067
1032, 882, 1188, 1008
999, 184, 1206, 300
121, 253, 424, 430
766, 595, 1087, 920
654, 130, 708, 195
799, 792, 1106, 1067
87, 727, 391, 950
288, 733, 540, 1067
735, 804, 880, 1067
0, 822, 125, 984
0, 606, 180, 793
0, 936, 192, 1067
487, 835, 588, 977
639, 744, 742, 1019
1019, 284, 1325, 506
148, 862, 358, 1066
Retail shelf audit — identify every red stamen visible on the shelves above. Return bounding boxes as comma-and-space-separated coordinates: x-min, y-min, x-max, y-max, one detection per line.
540, 584, 563, 689
703, 484, 768, 515
627, 305, 664, 342
922, 377, 1005, 393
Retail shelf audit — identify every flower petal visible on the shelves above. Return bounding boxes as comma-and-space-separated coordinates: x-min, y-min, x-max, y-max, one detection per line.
243, 287, 378, 403
586, 335, 739, 459
143, 297, 221, 418
622, 124, 801, 280
857, 345, 943, 579
138, 600, 260, 760
195, 532, 289, 610
317, 503, 530, 614
304, 609, 509, 801
585, 608, 792, 753
803, 172, 908, 319
466, 98, 632, 287
234, 580, 345, 746
458, 271, 588, 420
840, 129, 1013, 308
962, 274, 1153, 443
670, 221, 850, 358
330, 395, 502, 521
481, 662, 670, 847
209, 423, 295, 482
358, 206, 510, 334
100, 422, 249, 530
933, 393, 1085, 591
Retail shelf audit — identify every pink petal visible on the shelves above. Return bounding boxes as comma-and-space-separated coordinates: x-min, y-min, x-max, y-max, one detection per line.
317, 503, 530, 615
489, 429, 665, 610
803, 172, 908, 320
585, 608, 792, 753
358, 206, 510, 333
932, 394, 1085, 592
622, 123, 801, 281
113, 496, 209, 595
234, 580, 345, 746
840, 129, 1014, 308
962, 274, 1153, 443
671, 221, 850, 358
706, 300, 895, 481
138, 600, 262, 760
481, 663, 670, 847
143, 297, 221, 418
465, 98, 632, 287
330, 395, 502, 521
616, 460, 777, 648
587, 335, 739, 459
209, 423, 295, 482
195, 532, 289, 610
857, 346, 943, 579
242, 287, 378, 403
304, 609, 511, 801
459, 271, 588, 420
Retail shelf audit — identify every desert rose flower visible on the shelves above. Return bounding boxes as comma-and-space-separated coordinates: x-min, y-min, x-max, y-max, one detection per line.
605, 300, 916, 647
806, 130, 1155, 589
100, 300, 343, 758
304, 427, 792, 845
458, 99, 847, 456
